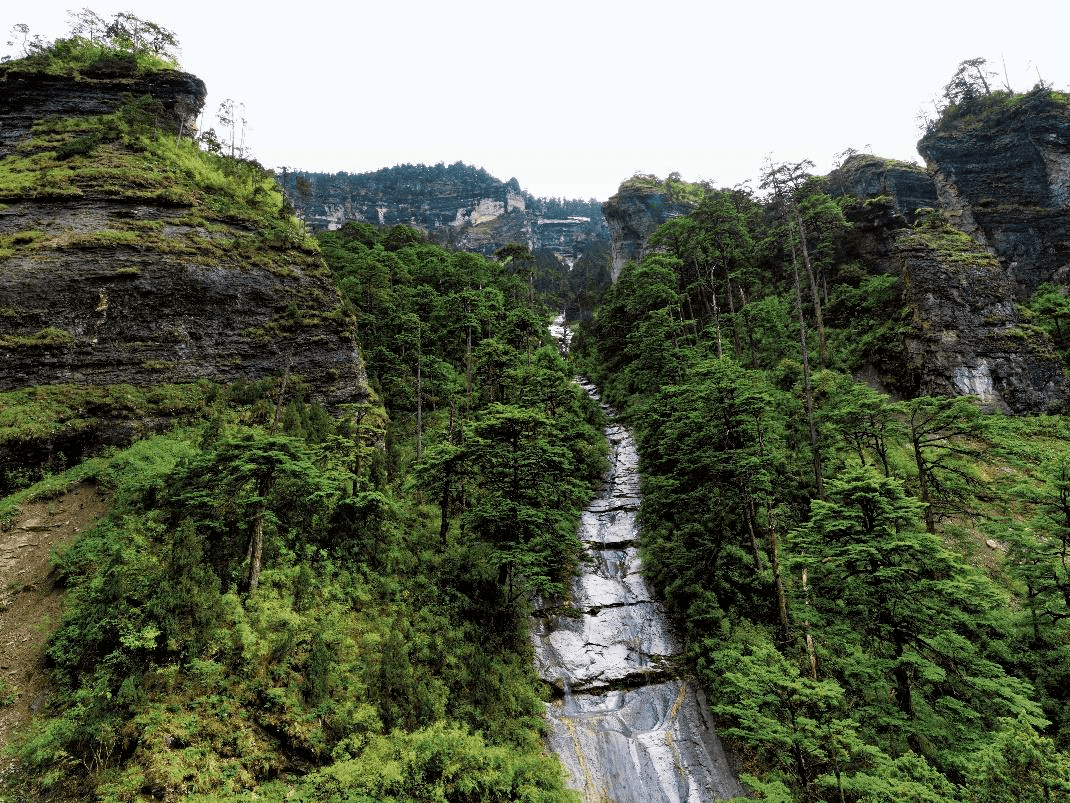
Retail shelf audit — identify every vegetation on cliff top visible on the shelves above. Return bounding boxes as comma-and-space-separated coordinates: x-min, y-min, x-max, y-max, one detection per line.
1, 11, 179, 76
924, 56, 1070, 135
619, 171, 707, 204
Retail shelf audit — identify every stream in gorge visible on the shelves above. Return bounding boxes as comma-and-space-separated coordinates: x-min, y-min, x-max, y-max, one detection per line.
531, 318, 743, 803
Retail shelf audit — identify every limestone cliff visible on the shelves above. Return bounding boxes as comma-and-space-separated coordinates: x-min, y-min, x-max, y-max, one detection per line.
279, 163, 609, 266
917, 87, 1070, 295
0, 65, 368, 411
827, 155, 1067, 413
602, 180, 698, 281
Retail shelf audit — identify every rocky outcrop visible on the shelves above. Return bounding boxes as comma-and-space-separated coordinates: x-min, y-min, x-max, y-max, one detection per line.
0, 66, 205, 157
826, 154, 938, 226
828, 157, 1068, 414
0, 68, 368, 412
279, 163, 609, 266
918, 87, 1070, 294
894, 215, 1067, 413
602, 183, 697, 281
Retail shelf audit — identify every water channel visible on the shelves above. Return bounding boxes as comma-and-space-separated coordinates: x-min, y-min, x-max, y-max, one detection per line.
531, 318, 742, 802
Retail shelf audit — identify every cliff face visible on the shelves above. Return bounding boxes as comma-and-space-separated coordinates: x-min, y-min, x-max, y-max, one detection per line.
828, 155, 1068, 414
0, 66, 205, 157
602, 185, 696, 281
0, 68, 368, 412
917, 88, 1070, 295
894, 215, 1067, 413
279, 164, 609, 266
825, 154, 939, 226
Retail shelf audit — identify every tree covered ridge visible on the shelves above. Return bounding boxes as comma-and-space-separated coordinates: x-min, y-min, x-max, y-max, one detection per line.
572, 158, 1070, 800
280, 162, 605, 223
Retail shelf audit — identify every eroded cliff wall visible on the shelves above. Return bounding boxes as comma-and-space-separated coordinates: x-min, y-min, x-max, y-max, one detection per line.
918, 87, 1070, 295
828, 154, 1068, 413
0, 66, 368, 411
602, 185, 696, 281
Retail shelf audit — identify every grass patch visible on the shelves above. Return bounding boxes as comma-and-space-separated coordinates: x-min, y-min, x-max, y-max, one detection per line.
620, 172, 705, 204
0, 327, 76, 349
0, 36, 176, 79
900, 211, 1000, 269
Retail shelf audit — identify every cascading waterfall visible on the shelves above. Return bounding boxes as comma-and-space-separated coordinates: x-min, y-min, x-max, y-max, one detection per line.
531, 316, 742, 803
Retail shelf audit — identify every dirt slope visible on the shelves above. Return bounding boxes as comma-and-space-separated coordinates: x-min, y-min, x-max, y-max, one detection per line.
0, 482, 108, 762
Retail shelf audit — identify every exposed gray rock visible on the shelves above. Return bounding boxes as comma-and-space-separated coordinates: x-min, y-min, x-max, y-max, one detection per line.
532, 357, 742, 801
0, 67, 205, 157
0, 68, 368, 412
918, 87, 1070, 294
827, 148, 1068, 414
826, 153, 939, 225
894, 217, 1068, 413
602, 185, 696, 281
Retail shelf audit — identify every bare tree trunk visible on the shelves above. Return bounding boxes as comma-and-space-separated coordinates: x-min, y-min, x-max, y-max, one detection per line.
465, 325, 473, 404
248, 508, 264, 593
766, 500, 791, 645
790, 237, 824, 498
711, 287, 723, 358
795, 212, 828, 368
720, 263, 743, 359
247, 473, 272, 594
801, 567, 819, 680
416, 327, 423, 462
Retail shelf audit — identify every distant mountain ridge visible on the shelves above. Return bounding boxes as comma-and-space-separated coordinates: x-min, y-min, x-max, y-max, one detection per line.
277, 161, 609, 266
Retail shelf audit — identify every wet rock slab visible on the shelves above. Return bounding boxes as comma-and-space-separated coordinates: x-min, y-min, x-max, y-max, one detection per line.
532, 375, 743, 801
545, 680, 742, 803
532, 601, 677, 692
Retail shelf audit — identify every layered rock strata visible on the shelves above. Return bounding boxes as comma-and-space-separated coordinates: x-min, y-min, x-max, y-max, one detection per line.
894, 215, 1067, 412
602, 186, 696, 281
0, 67, 205, 157
828, 156, 1067, 413
918, 87, 1070, 294
0, 68, 368, 411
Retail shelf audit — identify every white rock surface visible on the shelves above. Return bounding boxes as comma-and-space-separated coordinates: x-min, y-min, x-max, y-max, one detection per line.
532, 368, 743, 801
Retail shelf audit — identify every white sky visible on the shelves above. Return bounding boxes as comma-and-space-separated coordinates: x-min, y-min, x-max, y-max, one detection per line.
7, 1, 1070, 201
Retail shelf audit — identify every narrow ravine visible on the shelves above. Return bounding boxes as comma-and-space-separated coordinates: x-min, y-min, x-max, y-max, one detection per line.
531, 318, 742, 803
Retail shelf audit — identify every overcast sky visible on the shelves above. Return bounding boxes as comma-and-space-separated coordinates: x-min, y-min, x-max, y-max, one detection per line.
7, 1, 1070, 201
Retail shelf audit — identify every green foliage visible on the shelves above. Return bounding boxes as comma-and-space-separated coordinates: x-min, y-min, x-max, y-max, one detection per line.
0, 382, 212, 496
960, 716, 1070, 802
900, 211, 1000, 269
298, 722, 577, 802
0, 97, 318, 259
620, 171, 706, 204
3, 216, 600, 800
1, 11, 179, 74
573, 169, 1070, 799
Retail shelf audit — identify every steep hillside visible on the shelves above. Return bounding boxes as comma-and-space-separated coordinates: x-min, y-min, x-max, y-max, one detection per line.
826, 155, 1068, 413
576, 157, 1070, 803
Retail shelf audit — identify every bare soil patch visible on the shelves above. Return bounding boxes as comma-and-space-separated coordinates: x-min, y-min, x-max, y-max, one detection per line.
0, 482, 109, 757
